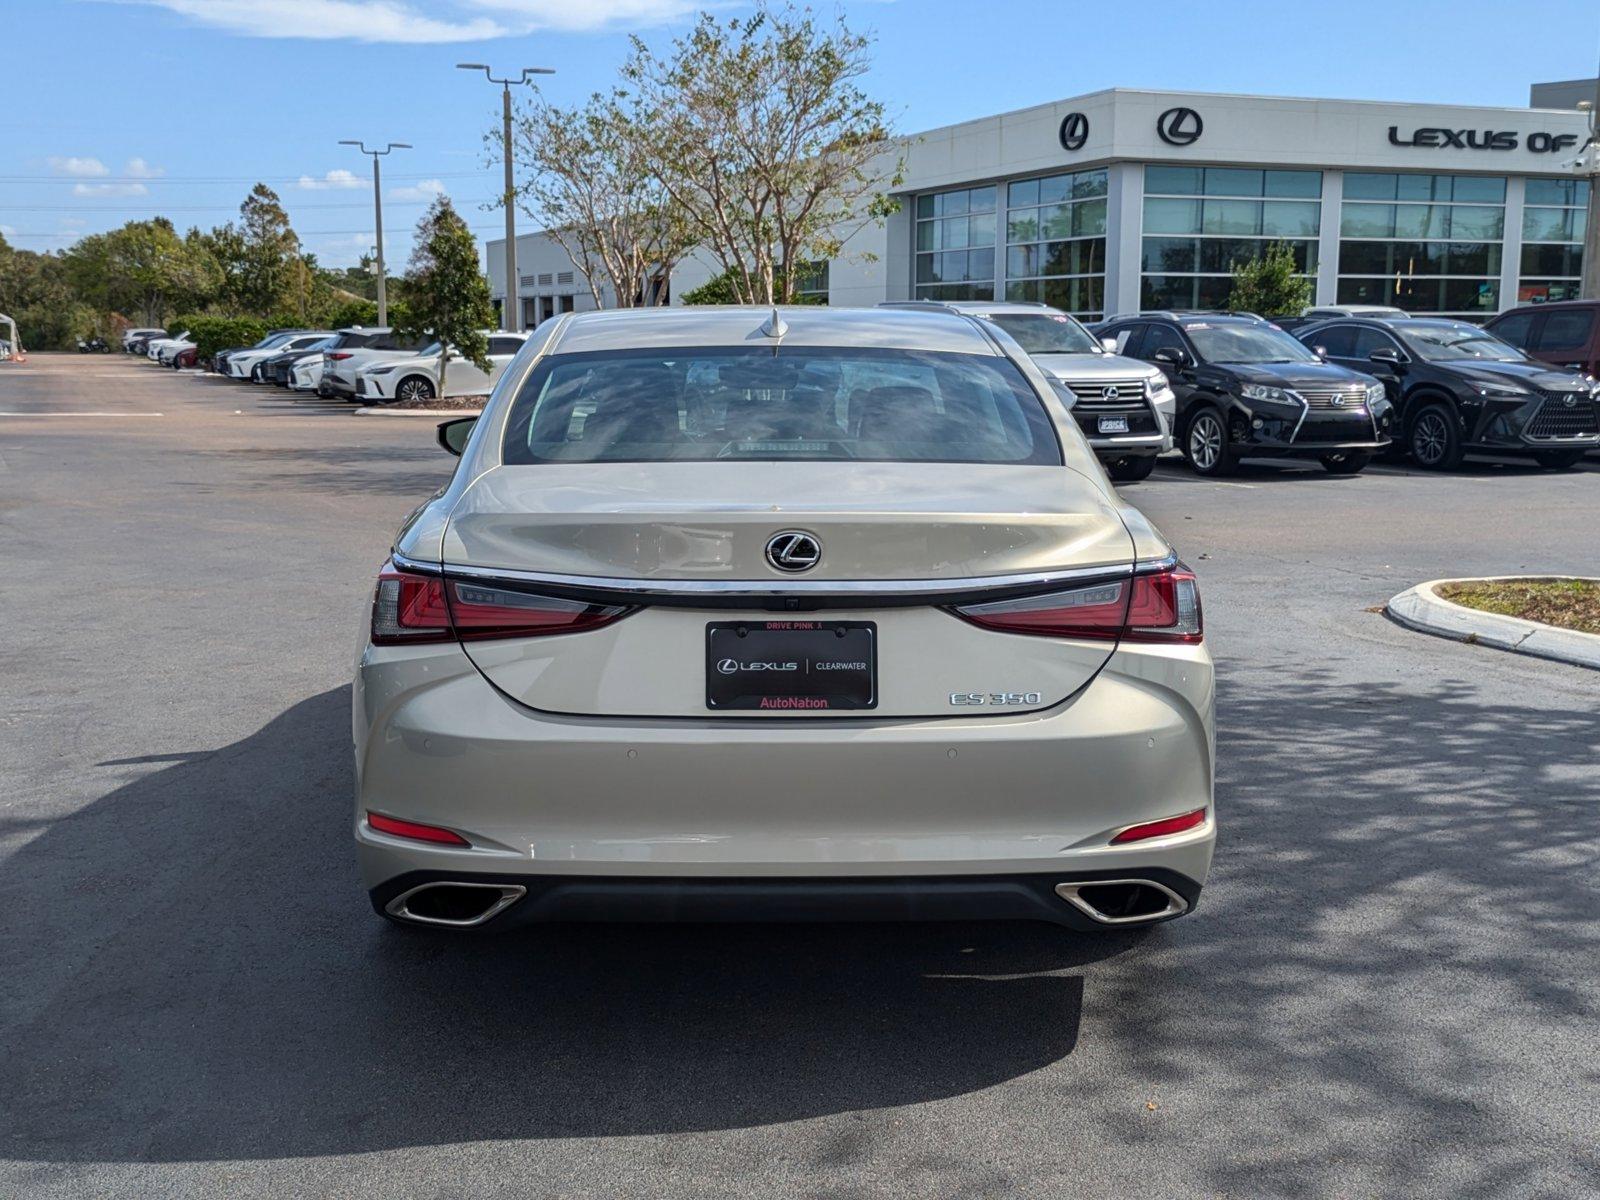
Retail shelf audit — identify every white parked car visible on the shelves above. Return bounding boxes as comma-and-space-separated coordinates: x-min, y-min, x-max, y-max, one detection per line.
290, 356, 325, 393
122, 327, 165, 352
225, 331, 333, 381
154, 335, 196, 366
320, 327, 429, 399
145, 331, 191, 362
355, 333, 530, 404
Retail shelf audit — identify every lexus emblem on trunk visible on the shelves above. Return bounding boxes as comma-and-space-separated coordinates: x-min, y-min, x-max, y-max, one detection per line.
766, 531, 822, 573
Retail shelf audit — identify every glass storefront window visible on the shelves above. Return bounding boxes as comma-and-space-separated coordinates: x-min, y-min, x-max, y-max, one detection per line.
1338, 172, 1507, 317
915, 185, 998, 300
1518, 178, 1587, 302
1141, 169, 1321, 309
1003, 167, 1108, 319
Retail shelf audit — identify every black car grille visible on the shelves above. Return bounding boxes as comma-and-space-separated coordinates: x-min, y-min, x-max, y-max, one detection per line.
1296, 387, 1368, 410
1067, 380, 1149, 411
1526, 396, 1599, 439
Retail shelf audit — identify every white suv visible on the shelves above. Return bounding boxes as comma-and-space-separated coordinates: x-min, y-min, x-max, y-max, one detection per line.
882, 302, 1175, 482
320, 328, 430, 399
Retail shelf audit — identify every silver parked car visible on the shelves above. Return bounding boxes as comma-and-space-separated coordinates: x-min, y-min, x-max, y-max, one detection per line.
883, 301, 1175, 481
354, 305, 1215, 932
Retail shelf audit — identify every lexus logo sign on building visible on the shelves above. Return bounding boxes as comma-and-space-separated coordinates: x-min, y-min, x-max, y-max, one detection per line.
1058, 112, 1089, 152
1156, 107, 1204, 146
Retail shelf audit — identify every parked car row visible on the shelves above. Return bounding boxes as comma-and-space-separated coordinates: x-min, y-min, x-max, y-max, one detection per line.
136, 323, 534, 405
1086, 308, 1600, 476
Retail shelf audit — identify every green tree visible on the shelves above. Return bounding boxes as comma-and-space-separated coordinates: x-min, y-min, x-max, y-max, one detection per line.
623, 3, 900, 304
63, 218, 219, 326
231, 184, 304, 317
394, 197, 495, 396
1226, 242, 1312, 317
0, 234, 98, 349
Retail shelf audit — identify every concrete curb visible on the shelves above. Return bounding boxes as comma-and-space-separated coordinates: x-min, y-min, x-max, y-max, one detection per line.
353, 407, 483, 418
1385, 576, 1600, 671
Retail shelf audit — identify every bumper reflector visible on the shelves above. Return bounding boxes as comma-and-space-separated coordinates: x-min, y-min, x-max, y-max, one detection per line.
366, 810, 470, 846
1110, 807, 1207, 845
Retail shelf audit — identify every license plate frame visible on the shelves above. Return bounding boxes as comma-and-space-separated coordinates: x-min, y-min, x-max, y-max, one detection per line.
1098, 414, 1130, 434
706, 620, 877, 711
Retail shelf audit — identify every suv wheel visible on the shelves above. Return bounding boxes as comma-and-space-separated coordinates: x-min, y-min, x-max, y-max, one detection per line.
1534, 449, 1584, 470
1319, 451, 1372, 475
1106, 455, 1157, 482
395, 376, 437, 405
1184, 408, 1239, 476
1409, 404, 1465, 470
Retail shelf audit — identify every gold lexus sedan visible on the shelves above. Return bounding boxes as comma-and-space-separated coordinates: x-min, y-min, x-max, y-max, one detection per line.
353, 305, 1215, 932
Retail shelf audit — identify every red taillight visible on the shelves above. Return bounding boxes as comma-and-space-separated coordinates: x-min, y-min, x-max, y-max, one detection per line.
370, 560, 630, 645
366, 810, 470, 846
1110, 807, 1207, 844
326, 351, 354, 361
953, 565, 1202, 644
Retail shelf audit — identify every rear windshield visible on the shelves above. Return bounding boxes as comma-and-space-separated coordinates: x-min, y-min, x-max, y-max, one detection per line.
501, 346, 1061, 465
985, 314, 1100, 355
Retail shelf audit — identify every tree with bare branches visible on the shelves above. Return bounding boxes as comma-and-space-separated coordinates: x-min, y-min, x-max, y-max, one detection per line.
511, 89, 691, 310
622, 4, 901, 305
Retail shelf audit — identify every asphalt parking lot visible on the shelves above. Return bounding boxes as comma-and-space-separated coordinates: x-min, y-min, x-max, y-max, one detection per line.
2, 354, 1598, 1198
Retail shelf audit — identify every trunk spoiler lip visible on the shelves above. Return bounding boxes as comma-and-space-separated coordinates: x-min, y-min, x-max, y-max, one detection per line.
390, 549, 1176, 611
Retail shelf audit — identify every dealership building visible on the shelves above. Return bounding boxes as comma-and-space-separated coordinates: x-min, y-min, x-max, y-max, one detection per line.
488, 85, 1594, 325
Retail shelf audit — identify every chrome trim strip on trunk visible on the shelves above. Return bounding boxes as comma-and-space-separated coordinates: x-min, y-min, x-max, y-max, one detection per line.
391, 550, 1178, 608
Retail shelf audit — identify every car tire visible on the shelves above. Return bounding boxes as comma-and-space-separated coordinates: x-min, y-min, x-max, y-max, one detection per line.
395, 376, 437, 405
1534, 449, 1585, 470
1106, 455, 1157, 482
1319, 450, 1372, 475
1408, 403, 1465, 470
1184, 407, 1239, 477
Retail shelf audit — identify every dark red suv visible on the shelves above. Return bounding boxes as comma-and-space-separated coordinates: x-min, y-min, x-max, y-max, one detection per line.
1485, 301, 1600, 379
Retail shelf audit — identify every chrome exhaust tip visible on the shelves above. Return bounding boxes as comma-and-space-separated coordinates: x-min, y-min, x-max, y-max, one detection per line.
385, 881, 527, 928
1054, 878, 1189, 925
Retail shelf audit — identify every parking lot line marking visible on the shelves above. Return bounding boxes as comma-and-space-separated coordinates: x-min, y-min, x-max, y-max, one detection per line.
0, 412, 165, 418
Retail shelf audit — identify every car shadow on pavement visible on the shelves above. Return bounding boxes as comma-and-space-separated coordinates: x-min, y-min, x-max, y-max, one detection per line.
3, 670, 1598, 1188
0, 686, 1113, 1163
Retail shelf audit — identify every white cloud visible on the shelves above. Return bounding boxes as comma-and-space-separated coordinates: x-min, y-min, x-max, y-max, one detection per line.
123, 157, 166, 179
0, 224, 17, 239
299, 168, 367, 190
465, 0, 699, 33
131, 0, 695, 42
389, 178, 447, 202
48, 156, 110, 177
72, 182, 151, 197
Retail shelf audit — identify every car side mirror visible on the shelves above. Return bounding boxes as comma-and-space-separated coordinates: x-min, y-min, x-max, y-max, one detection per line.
1312, 345, 1329, 359
1100, 337, 1118, 353
437, 416, 477, 456
1368, 347, 1405, 365
1151, 347, 1191, 369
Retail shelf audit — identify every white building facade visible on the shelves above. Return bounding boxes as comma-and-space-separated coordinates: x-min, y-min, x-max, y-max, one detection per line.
488, 87, 1593, 325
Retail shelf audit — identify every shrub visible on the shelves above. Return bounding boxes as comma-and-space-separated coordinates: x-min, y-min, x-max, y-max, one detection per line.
173, 314, 271, 361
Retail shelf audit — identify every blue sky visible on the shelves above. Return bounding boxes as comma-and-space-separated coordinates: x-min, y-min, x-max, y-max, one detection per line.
2, 0, 1596, 268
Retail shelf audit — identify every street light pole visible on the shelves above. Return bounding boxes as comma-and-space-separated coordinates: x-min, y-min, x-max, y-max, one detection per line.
457, 63, 555, 333
339, 140, 411, 327
1579, 71, 1600, 301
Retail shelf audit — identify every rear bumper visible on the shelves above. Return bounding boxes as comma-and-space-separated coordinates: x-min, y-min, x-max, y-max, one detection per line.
353, 637, 1216, 911
369, 866, 1205, 931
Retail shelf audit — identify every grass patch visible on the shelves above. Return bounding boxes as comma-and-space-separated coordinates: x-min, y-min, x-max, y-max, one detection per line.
1436, 579, 1600, 636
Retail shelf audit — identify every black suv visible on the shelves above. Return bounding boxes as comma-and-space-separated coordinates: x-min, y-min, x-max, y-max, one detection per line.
1095, 312, 1392, 476
1295, 317, 1600, 470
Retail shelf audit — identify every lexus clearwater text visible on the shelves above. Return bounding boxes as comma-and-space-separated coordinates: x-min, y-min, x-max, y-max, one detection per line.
354, 305, 1215, 932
